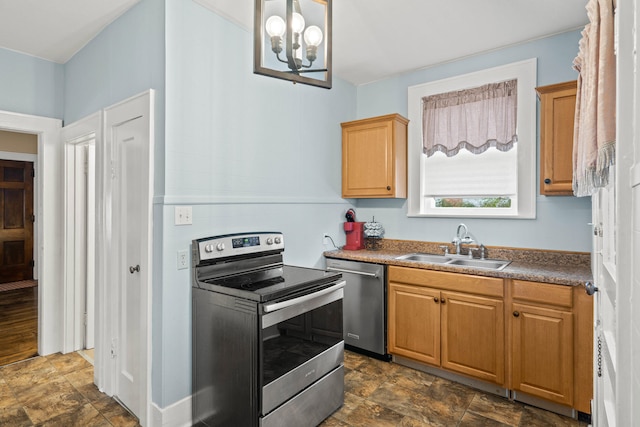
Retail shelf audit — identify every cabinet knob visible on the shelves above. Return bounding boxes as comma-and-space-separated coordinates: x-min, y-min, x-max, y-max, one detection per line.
513, 311, 520, 317
434, 296, 439, 303
585, 281, 599, 296
544, 178, 551, 184
386, 186, 391, 191
440, 297, 446, 304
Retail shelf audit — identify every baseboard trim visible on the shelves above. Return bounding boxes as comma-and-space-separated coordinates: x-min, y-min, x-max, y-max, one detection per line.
150, 395, 191, 427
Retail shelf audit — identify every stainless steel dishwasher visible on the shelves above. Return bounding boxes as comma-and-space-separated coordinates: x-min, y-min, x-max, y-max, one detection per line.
325, 258, 388, 359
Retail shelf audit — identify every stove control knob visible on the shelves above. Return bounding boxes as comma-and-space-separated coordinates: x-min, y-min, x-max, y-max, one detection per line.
274, 237, 282, 244
216, 243, 225, 251
266, 237, 274, 245
204, 244, 214, 253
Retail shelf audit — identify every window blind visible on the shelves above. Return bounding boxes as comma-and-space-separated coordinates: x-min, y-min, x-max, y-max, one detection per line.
423, 147, 517, 197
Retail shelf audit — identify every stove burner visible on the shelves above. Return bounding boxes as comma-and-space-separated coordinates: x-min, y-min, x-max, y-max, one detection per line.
204, 266, 285, 292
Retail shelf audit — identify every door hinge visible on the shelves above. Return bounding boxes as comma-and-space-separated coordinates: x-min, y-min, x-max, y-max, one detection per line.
111, 338, 118, 359
32, 168, 35, 178
84, 312, 88, 326
31, 214, 35, 222
29, 260, 35, 267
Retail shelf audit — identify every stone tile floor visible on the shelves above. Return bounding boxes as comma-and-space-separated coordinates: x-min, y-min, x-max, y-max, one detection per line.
321, 351, 590, 427
0, 352, 140, 426
1, 349, 589, 426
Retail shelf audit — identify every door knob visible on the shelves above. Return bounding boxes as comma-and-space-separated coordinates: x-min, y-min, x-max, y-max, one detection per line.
433, 296, 439, 303
513, 311, 520, 317
544, 178, 551, 184
129, 265, 140, 274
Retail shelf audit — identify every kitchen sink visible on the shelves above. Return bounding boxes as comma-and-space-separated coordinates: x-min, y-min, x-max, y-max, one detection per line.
446, 258, 511, 270
395, 253, 511, 270
395, 253, 452, 264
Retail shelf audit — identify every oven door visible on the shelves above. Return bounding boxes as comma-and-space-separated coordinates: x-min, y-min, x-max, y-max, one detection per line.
260, 280, 345, 418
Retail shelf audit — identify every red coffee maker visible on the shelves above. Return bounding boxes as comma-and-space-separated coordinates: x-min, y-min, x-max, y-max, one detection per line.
343, 209, 365, 250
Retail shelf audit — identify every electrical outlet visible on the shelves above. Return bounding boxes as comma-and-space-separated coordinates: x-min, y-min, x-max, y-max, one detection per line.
177, 249, 189, 270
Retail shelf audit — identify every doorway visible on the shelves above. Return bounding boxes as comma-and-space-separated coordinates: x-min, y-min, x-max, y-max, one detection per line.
63, 136, 96, 353
0, 131, 39, 366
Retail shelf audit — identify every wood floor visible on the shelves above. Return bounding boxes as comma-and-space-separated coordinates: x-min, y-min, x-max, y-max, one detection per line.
0, 286, 38, 366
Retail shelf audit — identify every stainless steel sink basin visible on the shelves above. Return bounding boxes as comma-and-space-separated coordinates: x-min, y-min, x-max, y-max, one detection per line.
395, 253, 452, 264
395, 253, 511, 270
446, 258, 511, 270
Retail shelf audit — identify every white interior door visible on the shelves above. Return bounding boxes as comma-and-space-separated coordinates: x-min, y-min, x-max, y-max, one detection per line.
103, 91, 154, 426
592, 2, 639, 425
62, 114, 99, 354
86, 143, 96, 349
115, 117, 145, 416
591, 184, 617, 427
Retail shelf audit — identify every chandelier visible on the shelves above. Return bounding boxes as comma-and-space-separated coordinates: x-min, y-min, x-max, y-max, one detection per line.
254, 0, 332, 89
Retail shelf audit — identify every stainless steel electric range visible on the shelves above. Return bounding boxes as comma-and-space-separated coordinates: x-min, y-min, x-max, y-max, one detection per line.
191, 232, 345, 427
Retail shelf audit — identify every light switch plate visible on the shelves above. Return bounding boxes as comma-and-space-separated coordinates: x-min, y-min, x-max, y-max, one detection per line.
175, 206, 192, 225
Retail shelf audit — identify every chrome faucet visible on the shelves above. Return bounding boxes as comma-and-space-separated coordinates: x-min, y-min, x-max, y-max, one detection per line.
452, 223, 475, 255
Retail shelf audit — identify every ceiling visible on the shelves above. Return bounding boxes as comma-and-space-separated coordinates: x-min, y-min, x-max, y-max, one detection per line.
0, 0, 589, 86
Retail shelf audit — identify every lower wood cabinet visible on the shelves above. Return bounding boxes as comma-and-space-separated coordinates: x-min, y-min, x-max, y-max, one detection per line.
388, 266, 505, 386
510, 301, 574, 405
387, 267, 593, 414
510, 279, 593, 413
441, 291, 504, 385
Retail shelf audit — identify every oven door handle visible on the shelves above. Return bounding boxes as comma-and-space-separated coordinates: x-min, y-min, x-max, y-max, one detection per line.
263, 280, 346, 313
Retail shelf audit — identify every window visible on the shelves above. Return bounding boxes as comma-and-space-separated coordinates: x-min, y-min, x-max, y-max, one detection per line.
407, 59, 537, 218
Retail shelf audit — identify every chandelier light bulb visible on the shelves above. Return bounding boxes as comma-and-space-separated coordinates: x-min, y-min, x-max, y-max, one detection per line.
291, 12, 305, 34
304, 25, 323, 47
265, 15, 285, 37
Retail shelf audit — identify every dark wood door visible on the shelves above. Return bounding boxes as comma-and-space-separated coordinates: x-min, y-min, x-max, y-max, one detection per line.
0, 160, 34, 284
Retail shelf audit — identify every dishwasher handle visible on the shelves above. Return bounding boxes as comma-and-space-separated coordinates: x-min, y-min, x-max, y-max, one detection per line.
326, 266, 378, 278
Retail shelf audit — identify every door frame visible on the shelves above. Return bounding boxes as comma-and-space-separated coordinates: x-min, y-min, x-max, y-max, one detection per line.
100, 90, 154, 426
0, 110, 63, 356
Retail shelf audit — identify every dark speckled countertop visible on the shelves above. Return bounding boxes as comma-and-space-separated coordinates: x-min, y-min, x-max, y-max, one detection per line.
323, 238, 593, 287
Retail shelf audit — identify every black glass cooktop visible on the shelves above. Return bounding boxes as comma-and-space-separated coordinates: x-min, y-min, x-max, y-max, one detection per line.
197, 265, 342, 303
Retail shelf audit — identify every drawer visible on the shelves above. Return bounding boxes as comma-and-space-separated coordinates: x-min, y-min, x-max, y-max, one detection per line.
511, 279, 572, 308
388, 266, 503, 298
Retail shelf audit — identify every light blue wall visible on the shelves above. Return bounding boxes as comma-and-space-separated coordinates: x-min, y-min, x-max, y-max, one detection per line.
64, 0, 166, 197
156, 0, 356, 407
353, 30, 592, 252
0, 48, 64, 119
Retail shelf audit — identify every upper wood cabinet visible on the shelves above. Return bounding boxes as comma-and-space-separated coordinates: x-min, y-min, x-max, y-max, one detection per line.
341, 114, 408, 198
536, 81, 577, 196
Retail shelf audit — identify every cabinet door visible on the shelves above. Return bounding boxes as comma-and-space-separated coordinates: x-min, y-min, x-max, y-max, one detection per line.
511, 302, 574, 405
342, 119, 395, 197
388, 282, 440, 365
441, 292, 505, 385
536, 81, 576, 195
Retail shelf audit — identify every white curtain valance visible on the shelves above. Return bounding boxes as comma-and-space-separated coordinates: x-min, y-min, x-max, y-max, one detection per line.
422, 79, 518, 157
